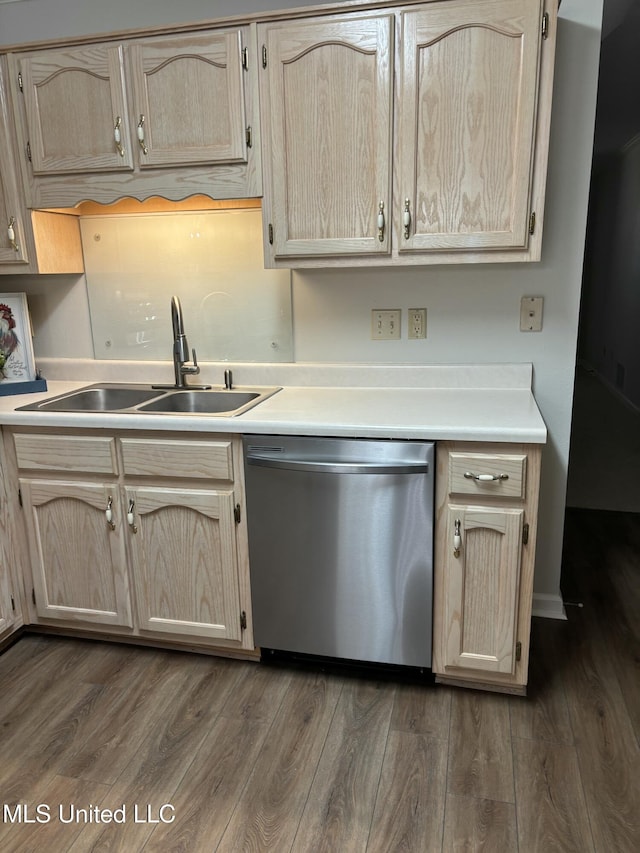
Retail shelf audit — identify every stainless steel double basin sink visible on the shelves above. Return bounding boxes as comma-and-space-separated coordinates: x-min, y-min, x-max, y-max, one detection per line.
16, 383, 281, 417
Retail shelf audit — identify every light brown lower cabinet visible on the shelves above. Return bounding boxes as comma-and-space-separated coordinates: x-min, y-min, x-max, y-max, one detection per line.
9, 429, 254, 654
433, 442, 542, 694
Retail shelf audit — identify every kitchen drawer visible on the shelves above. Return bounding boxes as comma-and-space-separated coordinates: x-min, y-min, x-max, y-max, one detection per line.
119, 437, 234, 481
13, 433, 118, 475
448, 452, 527, 500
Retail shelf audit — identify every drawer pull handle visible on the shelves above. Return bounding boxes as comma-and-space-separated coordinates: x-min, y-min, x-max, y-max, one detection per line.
127, 499, 138, 533
464, 471, 509, 483
453, 518, 461, 558
106, 495, 115, 530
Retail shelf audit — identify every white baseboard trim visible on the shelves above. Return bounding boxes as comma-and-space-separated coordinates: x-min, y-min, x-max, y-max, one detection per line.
532, 593, 567, 620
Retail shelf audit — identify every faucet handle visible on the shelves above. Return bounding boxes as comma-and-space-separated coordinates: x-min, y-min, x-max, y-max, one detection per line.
180, 349, 201, 377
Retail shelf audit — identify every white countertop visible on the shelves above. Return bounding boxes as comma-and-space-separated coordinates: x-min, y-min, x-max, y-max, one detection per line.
0, 363, 547, 443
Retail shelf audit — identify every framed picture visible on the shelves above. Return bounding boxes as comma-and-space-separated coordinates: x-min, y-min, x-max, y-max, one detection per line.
0, 293, 36, 384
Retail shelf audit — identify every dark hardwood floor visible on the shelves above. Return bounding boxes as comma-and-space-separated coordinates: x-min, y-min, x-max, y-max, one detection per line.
0, 508, 638, 852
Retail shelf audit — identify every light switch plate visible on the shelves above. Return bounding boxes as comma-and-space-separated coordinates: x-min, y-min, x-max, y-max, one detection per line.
520, 296, 544, 332
372, 309, 401, 340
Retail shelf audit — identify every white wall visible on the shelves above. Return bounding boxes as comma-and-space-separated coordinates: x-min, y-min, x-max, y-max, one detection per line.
1, 0, 604, 606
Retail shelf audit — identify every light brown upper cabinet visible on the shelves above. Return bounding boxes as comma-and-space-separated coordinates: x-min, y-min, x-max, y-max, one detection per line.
259, 14, 394, 260
9, 26, 262, 206
129, 31, 248, 170
259, 0, 557, 267
0, 56, 83, 274
16, 43, 133, 177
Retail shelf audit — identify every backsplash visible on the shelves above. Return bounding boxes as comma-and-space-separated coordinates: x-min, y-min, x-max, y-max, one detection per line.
80, 208, 292, 363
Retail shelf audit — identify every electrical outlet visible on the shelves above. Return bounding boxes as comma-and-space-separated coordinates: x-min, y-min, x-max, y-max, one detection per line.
520, 296, 544, 332
408, 308, 427, 339
371, 309, 401, 340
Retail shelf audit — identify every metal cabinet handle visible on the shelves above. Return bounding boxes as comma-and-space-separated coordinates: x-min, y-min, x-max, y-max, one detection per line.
127, 499, 138, 533
114, 116, 125, 157
7, 217, 19, 253
377, 201, 385, 242
137, 115, 148, 155
464, 471, 509, 483
106, 495, 115, 530
453, 518, 461, 558
403, 198, 411, 239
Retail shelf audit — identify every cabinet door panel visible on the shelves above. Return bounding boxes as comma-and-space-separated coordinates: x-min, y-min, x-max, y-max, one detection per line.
0, 62, 29, 266
129, 30, 247, 169
21, 479, 132, 626
128, 486, 242, 641
19, 44, 133, 174
398, 0, 542, 251
262, 15, 393, 257
443, 505, 523, 674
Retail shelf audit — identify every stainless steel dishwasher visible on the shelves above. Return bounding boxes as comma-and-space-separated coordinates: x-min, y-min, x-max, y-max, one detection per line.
243, 435, 435, 669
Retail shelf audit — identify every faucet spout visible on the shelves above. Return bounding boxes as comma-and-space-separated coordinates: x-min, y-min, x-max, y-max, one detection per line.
151, 295, 211, 390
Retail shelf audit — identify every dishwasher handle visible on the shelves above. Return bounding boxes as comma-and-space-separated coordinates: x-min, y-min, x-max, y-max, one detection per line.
246, 454, 429, 475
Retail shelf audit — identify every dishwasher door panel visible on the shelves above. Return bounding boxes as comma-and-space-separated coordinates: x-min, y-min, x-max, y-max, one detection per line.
244, 437, 434, 668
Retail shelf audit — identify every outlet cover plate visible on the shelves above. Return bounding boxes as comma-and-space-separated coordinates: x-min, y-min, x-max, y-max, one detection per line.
408, 308, 427, 339
520, 296, 544, 332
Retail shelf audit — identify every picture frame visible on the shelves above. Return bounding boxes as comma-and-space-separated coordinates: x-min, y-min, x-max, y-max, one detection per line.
0, 292, 36, 384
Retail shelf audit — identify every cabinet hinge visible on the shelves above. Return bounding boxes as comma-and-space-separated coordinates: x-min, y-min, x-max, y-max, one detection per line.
523, 523, 530, 545
234, 503, 242, 524
26, 141, 32, 163
31, 588, 36, 605
529, 211, 536, 235
262, 44, 267, 69
542, 12, 550, 40
246, 126, 253, 148
18, 487, 23, 508
268, 223, 274, 245
516, 641, 522, 662
242, 46, 249, 71
11, 595, 15, 613
17, 71, 23, 92
240, 610, 247, 630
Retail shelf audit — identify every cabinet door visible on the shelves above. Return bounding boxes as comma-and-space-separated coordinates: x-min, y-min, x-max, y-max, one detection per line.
17, 44, 134, 175
261, 14, 393, 258
128, 29, 248, 169
126, 486, 242, 642
441, 505, 523, 675
20, 479, 133, 627
0, 562, 17, 637
0, 62, 29, 266
398, 0, 542, 252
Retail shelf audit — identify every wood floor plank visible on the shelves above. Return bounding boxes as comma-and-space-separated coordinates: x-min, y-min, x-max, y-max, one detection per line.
144, 715, 272, 852
442, 793, 517, 852
510, 617, 574, 745
0, 773, 111, 853
217, 669, 344, 852
560, 609, 640, 852
58, 650, 223, 785
367, 732, 447, 852
219, 659, 292, 722
390, 681, 451, 740
447, 691, 515, 803
513, 736, 595, 852
68, 654, 242, 853
0, 636, 103, 728
292, 678, 394, 853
